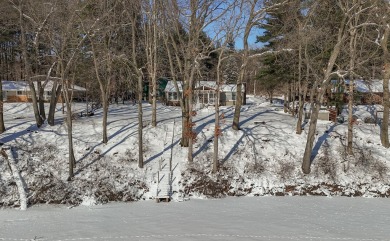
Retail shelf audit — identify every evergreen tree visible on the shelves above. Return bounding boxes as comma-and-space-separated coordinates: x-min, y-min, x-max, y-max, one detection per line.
256, 4, 293, 102
223, 33, 239, 84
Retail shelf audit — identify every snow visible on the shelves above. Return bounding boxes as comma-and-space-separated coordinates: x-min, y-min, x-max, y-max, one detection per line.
0, 96, 389, 209
0, 197, 389, 240
332, 79, 388, 93
2, 81, 29, 91
1, 80, 86, 92
164, 81, 244, 92
355, 79, 386, 93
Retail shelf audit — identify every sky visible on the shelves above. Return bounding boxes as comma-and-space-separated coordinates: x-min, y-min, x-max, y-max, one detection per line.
236, 28, 266, 49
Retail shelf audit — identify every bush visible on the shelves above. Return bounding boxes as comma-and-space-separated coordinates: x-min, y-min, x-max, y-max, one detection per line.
314, 156, 337, 182
244, 161, 266, 177
276, 160, 295, 181
364, 117, 376, 124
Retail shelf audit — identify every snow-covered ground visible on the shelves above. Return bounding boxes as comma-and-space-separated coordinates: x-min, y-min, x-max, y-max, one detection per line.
0, 96, 390, 207
1, 197, 389, 241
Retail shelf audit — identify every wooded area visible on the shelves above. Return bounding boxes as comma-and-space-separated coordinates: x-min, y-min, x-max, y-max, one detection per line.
1, 0, 389, 180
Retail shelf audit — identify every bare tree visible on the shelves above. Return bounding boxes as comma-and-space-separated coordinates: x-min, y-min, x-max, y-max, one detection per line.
232, 0, 288, 130
8, 0, 64, 127
11, 0, 44, 128
161, 0, 232, 163
0, 80, 5, 133
48, 0, 91, 180
378, 1, 390, 148
122, 0, 145, 168
144, 0, 159, 127
344, 0, 366, 155
80, 1, 123, 144
301, 0, 349, 174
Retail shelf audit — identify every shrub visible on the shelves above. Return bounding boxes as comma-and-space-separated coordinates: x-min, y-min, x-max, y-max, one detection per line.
276, 160, 295, 181
244, 160, 266, 177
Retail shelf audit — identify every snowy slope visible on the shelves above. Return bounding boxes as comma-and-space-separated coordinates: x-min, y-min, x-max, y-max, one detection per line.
0, 96, 389, 207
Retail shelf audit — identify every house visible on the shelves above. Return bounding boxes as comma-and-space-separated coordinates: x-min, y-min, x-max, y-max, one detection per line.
2, 81, 30, 102
163, 81, 246, 107
354, 79, 386, 104
2, 80, 86, 102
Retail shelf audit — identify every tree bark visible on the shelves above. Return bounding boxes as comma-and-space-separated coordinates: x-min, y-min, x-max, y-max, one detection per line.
381, 26, 390, 148
0, 80, 5, 133
102, 92, 109, 144
137, 74, 144, 168
302, 14, 347, 174
28, 82, 43, 127
37, 81, 46, 121
347, 25, 358, 155
213, 99, 220, 173
66, 100, 75, 181
347, 78, 354, 155
296, 41, 303, 134
19, 2, 42, 128
213, 60, 223, 172
297, 60, 310, 135
48, 80, 62, 126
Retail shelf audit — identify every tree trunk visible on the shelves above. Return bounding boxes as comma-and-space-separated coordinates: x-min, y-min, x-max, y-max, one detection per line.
213, 86, 220, 173
181, 81, 190, 147
28, 82, 43, 128
19, 3, 42, 128
37, 81, 46, 121
283, 87, 288, 113
187, 92, 193, 163
65, 95, 75, 181
66, 105, 76, 181
297, 54, 310, 134
232, 82, 242, 130
381, 65, 390, 148
0, 80, 5, 133
151, 3, 158, 127
291, 82, 295, 117
302, 99, 320, 174
347, 79, 354, 155
346, 19, 358, 155
296, 97, 304, 134
381, 26, 390, 148
186, 67, 197, 161
102, 93, 109, 144
137, 74, 144, 168
48, 81, 62, 126
151, 76, 157, 127
296, 42, 303, 134
301, 14, 347, 174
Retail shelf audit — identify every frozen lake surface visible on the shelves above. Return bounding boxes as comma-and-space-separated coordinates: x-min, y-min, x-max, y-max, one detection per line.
1, 197, 389, 241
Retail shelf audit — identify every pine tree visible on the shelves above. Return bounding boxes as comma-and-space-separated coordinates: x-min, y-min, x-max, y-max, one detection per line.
222, 34, 239, 84
256, 4, 293, 102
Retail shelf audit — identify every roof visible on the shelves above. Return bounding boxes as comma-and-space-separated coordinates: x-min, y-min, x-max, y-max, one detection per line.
164, 81, 243, 93
2, 81, 29, 91
2, 80, 86, 92
354, 79, 384, 93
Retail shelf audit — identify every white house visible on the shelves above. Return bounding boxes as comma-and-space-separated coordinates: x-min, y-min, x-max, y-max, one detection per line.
164, 81, 246, 107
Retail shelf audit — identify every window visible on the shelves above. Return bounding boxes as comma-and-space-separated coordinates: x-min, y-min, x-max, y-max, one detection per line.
232, 92, 236, 101
209, 92, 215, 104
168, 92, 178, 100
17, 91, 23, 95
199, 93, 207, 104
46, 91, 52, 96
